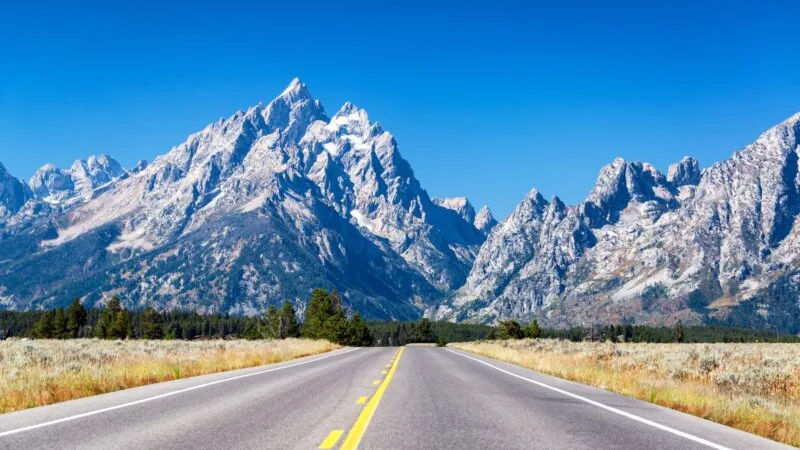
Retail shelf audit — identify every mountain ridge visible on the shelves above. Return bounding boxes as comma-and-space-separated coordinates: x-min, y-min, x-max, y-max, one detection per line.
1, 80, 799, 330
0, 79, 483, 319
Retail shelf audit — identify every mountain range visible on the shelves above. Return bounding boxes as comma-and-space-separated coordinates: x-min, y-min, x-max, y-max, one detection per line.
1, 79, 798, 330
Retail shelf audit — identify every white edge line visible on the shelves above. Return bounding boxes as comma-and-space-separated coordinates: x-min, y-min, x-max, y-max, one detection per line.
0, 347, 360, 438
444, 348, 732, 450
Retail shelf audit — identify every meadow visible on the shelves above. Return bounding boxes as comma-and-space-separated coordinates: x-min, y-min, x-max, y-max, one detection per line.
451, 339, 800, 446
0, 338, 338, 414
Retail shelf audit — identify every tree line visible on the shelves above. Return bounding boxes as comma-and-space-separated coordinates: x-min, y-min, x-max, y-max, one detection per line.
13, 289, 373, 345
503, 321, 800, 343
367, 318, 494, 346
3, 296, 797, 344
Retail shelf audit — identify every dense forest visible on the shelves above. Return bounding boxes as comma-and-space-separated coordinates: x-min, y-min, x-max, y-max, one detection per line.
2, 292, 798, 345
367, 319, 494, 346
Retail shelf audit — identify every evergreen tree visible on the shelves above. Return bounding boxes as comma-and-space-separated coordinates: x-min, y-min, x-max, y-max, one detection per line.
301, 289, 348, 342
525, 319, 541, 339
66, 298, 87, 338
496, 320, 524, 340
32, 310, 55, 338
53, 308, 67, 339
140, 306, 164, 339
264, 301, 301, 339
281, 301, 300, 338
414, 318, 434, 343
115, 309, 133, 340
674, 322, 685, 343
262, 306, 281, 339
241, 320, 262, 340
95, 296, 123, 339
345, 312, 373, 346
624, 324, 634, 342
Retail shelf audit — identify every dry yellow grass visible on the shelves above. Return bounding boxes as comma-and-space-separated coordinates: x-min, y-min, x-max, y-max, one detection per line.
452, 339, 800, 446
0, 338, 339, 414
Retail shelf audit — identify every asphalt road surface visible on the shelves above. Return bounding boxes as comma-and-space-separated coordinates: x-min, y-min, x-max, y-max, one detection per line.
0, 346, 791, 449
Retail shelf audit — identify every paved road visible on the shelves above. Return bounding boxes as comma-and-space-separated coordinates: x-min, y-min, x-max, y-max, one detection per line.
0, 346, 790, 449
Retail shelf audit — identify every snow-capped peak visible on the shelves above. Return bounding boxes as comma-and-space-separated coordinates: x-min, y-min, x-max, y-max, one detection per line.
280, 77, 308, 98
262, 78, 327, 142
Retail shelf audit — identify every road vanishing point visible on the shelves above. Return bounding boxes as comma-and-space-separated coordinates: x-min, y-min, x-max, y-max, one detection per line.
0, 346, 791, 449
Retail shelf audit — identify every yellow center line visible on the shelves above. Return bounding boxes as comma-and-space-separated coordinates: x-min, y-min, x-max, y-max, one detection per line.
319, 429, 344, 449
341, 347, 405, 450
356, 396, 368, 405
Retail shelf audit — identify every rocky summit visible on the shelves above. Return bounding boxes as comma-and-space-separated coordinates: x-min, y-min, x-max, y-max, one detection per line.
0, 81, 798, 330
438, 113, 800, 331
0, 79, 485, 319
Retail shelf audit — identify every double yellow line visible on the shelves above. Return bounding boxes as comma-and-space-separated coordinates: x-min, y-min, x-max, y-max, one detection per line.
339, 347, 405, 450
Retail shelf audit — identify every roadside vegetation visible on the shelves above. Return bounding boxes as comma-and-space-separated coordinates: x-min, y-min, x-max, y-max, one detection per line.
451, 338, 800, 446
1, 289, 372, 346
0, 338, 338, 414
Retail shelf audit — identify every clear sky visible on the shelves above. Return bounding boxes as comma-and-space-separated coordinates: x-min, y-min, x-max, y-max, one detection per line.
2, 1, 799, 218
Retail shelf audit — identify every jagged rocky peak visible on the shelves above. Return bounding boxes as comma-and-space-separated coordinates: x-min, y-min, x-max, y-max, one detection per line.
511, 188, 550, 223
0, 162, 33, 217
329, 102, 381, 139
667, 156, 701, 187
691, 111, 800, 256
71, 154, 125, 187
29, 155, 126, 203
130, 160, 149, 174
262, 77, 327, 142
474, 205, 497, 235
584, 157, 675, 225
434, 197, 476, 224
29, 163, 74, 202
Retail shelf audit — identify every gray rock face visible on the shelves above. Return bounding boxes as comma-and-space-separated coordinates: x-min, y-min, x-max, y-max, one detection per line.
1, 80, 798, 330
29, 155, 126, 204
474, 206, 497, 236
434, 197, 476, 224
0, 79, 483, 318
667, 156, 701, 187
442, 113, 800, 329
0, 163, 33, 220
130, 160, 149, 174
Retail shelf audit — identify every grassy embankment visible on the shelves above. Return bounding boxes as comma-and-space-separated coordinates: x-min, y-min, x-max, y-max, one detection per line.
0, 338, 339, 414
451, 339, 800, 446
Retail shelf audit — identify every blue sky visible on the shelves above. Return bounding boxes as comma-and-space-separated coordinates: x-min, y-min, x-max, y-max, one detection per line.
1, 1, 799, 218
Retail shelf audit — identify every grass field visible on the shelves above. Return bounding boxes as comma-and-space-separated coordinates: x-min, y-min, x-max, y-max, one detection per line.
451, 339, 800, 446
0, 338, 339, 414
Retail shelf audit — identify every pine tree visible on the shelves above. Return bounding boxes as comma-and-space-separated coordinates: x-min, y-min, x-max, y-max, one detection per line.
140, 306, 164, 339
674, 322, 685, 343
53, 308, 67, 339
66, 298, 87, 338
345, 312, 372, 346
115, 309, 133, 339
262, 306, 281, 339
624, 324, 634, 342
32, 311, 55, 339
241, 320, 262, 340
414, 318, 434, 343
496, 320, 524, 340
95, 296, 123, 339
301, 289, 351, 343
525, 319, 541, 339
281, 301, 300, 338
